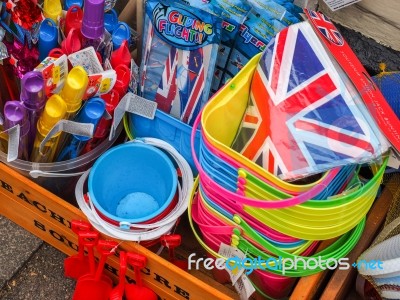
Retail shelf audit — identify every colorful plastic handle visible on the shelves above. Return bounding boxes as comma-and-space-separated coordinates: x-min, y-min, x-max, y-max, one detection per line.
71, 220, 92, 234
126, 252, 147, 269
96, 240, 119, 256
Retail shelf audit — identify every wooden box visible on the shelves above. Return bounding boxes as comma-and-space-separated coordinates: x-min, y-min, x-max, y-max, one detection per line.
0, 160, 395, 299
0, 162, 240, 299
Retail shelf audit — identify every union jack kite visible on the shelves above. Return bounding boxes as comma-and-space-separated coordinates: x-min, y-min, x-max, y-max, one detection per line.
178, 48, 205, 126
154, 47, 179, 112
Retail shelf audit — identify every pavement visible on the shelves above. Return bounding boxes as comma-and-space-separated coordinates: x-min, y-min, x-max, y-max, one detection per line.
0, 16, 399, 300
0, 216, 75, 299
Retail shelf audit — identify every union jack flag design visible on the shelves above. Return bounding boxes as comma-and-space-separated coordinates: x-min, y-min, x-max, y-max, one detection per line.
154, 47, 179, 112
232, 22, 381, 179
141, 26, 154, 96
308, 10, 344, 46
178, 48, 205, 126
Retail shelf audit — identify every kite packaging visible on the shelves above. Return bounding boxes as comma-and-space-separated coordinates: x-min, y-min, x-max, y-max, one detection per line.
140, 0, 222, 126
272, 0, 303, 18
247, 0, 302, 26
222, 7, 295, 84
211, 0, 252, 92
183, 0, 252, 93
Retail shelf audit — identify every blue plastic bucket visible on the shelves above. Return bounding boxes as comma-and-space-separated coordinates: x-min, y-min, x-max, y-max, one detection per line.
88, 142, 178, 223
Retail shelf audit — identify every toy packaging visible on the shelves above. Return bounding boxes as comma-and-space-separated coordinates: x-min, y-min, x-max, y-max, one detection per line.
140, 0, 222, 126
232, 20, 388, 180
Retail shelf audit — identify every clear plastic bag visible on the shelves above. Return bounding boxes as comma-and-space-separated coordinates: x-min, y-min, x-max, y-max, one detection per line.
232, 21, 388, 180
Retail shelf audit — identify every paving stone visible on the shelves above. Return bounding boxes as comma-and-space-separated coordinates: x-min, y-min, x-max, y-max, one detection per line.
0, 243, 76, 300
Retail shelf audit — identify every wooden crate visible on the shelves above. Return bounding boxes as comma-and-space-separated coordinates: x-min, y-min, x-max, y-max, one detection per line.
318, 0, 400, 51
0, 160, 395, 299
0, 162, 239, 300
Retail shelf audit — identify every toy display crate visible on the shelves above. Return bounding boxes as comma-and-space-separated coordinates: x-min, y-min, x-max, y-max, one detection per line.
0, 162, 238, 299
0, 0, 397, 298
0, 160, 396, 299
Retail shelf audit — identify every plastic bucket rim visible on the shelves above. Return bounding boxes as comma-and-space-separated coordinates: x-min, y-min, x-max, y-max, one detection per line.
128, 108, 201, 174
0, 122, 123, 173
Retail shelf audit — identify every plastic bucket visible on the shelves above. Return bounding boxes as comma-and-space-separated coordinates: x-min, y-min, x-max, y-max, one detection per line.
199, 225, 317, 299
199, 53, 339, 194
0, 123, 123, 202
200, 133, 358, 200
195, 205, 317, 299
248, 233, 319, 299
88, 143, 178, 224
130, 109, 200, 174
199, 188, 301, 245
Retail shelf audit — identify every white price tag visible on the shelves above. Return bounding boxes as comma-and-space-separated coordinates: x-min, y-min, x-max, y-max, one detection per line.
109, 93, 157, 140
68, 47, 104, 74
218, 243, 246, 285
234, 274, 256, 300
323, 0, 362, 11
387, 149, 400, 170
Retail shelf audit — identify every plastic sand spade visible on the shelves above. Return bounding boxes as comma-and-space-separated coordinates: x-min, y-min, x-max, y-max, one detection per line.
104, 9, 118, 33
109, 251, 127, 300
64, 5, 83, 36
82, 236, 114, 286
43, 0, 62, 23
64, 220, 93, 279
125, 253, 157, 300
64, 231, 99, 279
72, 240, 118, 300
160, 235, 188, 270
111, 22, 131, 49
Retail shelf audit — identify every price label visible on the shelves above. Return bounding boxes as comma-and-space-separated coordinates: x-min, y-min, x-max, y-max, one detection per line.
99, 78, 111, 93
323, 0, 362, 11
218, 243, 246, 285
52, 66, 60, 84
234, 274, 256, 300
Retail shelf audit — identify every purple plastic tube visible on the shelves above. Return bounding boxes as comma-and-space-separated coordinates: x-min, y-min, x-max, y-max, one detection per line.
20, 71, 46, 156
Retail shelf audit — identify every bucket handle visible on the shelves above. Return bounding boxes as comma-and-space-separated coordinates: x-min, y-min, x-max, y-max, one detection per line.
29, 169, 85, 178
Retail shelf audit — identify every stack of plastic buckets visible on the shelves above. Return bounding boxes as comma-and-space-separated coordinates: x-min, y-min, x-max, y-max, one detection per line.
75, 138, 194, 246
188, 53, 387, 299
